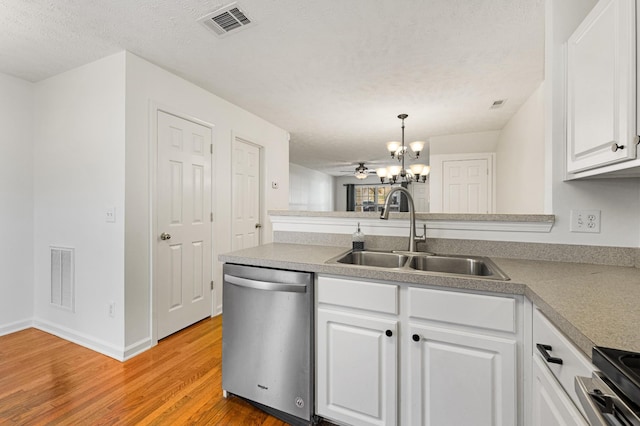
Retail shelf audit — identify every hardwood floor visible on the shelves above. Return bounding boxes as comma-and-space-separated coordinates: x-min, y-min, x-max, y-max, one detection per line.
0, 316, 290, 425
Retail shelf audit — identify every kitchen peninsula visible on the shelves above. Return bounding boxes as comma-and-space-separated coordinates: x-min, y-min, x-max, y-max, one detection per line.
220, 210, 640, 426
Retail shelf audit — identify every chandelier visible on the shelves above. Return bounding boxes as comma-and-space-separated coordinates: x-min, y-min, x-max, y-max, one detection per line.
376, 114, 430, 184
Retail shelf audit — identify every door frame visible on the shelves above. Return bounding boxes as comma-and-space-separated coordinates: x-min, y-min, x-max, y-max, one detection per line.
230, 133, 265, 248
149, 102, 215, 345
429, 152, 496, 213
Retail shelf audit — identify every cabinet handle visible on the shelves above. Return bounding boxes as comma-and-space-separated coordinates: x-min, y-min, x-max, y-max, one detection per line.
536, 343, 563, 365
412, 334, 420, 342
385, 330, 393, 337
611, 142, 626, 152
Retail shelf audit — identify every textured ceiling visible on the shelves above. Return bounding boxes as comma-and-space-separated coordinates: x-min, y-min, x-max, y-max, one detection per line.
0, 0, 544, 176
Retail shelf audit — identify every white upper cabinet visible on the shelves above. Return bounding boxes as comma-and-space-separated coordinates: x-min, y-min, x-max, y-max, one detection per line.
566, 0, 638, 175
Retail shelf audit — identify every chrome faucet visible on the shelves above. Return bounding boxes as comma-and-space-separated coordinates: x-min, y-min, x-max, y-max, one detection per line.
380, 186, 426, 252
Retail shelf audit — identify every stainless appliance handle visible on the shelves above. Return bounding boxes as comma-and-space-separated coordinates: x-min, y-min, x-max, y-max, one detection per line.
575, 376, 610, 426
575, 374, 640, 426
224, 274, 307, 293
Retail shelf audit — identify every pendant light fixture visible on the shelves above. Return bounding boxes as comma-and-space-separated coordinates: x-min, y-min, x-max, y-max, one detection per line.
377, 114, 430, 184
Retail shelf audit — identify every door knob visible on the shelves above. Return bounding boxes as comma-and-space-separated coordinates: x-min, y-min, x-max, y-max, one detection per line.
160, 232, 171, 240
255, 223, 262, 229
611, 142, 626, 152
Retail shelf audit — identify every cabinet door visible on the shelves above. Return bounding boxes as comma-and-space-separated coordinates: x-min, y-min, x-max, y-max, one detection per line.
567, 0, 637, 174
317, 308, 397, 426
408, 323, 517, 426
531, 357, 588, 426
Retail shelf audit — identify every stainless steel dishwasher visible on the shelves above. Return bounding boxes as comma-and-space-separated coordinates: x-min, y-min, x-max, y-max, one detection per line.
222, 263, 315, 426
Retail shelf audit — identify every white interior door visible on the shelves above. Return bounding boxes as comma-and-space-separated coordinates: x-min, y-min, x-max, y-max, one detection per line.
411, 182, 430, 212
156, 111, 212, 340
442, 158, 490, 213
232, 138, 261, 251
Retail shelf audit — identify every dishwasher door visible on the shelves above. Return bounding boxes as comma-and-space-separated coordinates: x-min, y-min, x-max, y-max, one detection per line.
222, 263, 313, 423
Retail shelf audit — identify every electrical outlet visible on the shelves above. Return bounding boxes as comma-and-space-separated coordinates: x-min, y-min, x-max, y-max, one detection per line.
570, 209, 601, 233
106, 207, 116, 223
108, 302, 115, 318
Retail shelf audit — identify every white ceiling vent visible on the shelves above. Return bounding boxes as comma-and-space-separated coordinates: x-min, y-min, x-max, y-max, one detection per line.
490, 99, 507, 109
198, 3, 254, 37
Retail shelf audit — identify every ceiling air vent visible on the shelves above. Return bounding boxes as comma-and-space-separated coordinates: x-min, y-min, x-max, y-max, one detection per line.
490, 99, 507, 109
198, 3, 254, 37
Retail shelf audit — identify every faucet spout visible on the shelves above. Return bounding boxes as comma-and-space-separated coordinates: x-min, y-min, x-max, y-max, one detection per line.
379, 186, 426, 252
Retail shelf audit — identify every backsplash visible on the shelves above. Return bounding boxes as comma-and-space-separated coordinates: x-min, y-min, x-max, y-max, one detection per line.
274, 231, 640, 268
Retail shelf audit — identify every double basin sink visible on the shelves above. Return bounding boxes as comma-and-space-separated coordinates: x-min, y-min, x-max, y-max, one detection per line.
327, 250, 510, 281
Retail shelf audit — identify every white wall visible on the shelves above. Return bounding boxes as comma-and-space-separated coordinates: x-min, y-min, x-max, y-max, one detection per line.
0, 73, 34, 334
495, 83, 545, 213
429, 130, 500, 155
544, 0, 640, 247
124, 52, 290, 346
289, 163, 334, 211
33, 53, 127, 355
0, 51, 290, 358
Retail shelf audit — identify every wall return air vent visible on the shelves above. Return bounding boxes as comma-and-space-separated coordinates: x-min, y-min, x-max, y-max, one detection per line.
50, 246, 74, 311
198, 3, 254, 37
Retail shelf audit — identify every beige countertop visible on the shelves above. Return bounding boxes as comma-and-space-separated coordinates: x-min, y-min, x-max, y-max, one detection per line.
219, 243, 640, 357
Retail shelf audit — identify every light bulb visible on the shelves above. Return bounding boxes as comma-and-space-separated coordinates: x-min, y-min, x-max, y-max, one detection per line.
409, 141, 425, 153
386, 141, 401, 153
409, 164, 426, 175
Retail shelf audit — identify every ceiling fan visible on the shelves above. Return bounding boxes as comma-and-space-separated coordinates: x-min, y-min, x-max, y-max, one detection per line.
341, 162, 378, 180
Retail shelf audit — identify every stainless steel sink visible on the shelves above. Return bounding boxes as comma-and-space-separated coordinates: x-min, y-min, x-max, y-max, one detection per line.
334, 250, 409, 268
408, 254, 508, 279
327, 250, 509, 280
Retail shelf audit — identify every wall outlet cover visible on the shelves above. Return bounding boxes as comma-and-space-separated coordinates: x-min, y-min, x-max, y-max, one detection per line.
570, 209, 601, 233
106, 207, 116, 223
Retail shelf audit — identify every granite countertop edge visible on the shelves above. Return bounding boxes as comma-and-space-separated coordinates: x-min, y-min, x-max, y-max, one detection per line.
219, 243, 640, 357
268, 209, 555, 223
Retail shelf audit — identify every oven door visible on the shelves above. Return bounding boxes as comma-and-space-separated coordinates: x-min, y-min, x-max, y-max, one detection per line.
575, 373, 640, 426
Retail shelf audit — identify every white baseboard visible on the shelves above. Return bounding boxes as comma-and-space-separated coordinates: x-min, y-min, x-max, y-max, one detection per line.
0, 318, 33, 336
123, 337, 153, 360
33, 318, 127, 361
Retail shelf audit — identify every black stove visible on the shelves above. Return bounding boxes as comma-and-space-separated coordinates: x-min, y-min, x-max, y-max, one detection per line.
593, 347, 640, 409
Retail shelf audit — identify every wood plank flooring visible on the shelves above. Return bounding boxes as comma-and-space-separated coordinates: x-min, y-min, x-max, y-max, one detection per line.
0, 316, 290, 425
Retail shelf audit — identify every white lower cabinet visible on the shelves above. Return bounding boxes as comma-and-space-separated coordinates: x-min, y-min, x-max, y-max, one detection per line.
529, 307, 593, 426
408, 323, 517, 426
316, 308, 398, 426
316, 275, 523, 426
531, 356, 588, 426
